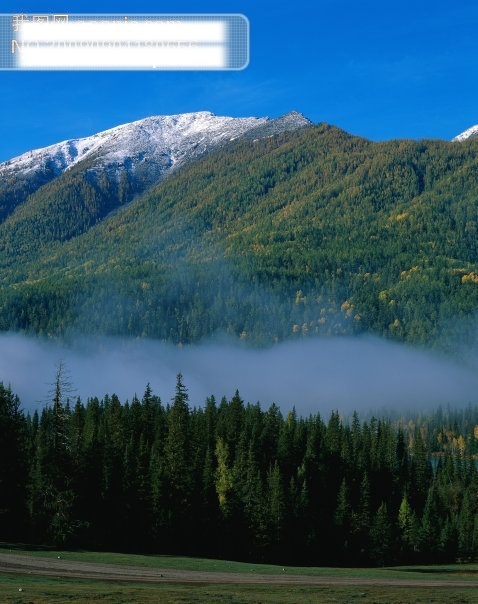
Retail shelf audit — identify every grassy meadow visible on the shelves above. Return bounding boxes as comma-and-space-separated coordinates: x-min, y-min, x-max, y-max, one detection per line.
0, 546, 477, 603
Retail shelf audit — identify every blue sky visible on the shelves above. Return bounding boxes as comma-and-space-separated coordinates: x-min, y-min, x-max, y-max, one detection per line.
1, 0, 478, 162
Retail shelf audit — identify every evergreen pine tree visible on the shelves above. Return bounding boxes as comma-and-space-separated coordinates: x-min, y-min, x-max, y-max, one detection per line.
164, 373, 193, 550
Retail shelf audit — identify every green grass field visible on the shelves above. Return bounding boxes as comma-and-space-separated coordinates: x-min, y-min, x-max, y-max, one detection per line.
0, 545, 477, 604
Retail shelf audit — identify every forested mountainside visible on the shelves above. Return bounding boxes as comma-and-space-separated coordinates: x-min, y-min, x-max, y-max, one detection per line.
1, 122, 478, 348
1, 376, 477, 565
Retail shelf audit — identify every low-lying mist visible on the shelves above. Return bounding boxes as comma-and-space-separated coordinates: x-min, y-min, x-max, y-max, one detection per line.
0, 332, 477, 416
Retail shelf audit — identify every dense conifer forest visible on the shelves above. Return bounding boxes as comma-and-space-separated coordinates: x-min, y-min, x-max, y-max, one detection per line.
1, 372, 477, 566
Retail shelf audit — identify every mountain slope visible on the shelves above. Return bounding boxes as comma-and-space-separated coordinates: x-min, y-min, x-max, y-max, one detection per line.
1, 121, 478, 348
0, 110, 312, 230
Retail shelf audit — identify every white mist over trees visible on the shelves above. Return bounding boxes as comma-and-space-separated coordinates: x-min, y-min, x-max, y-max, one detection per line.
0, 333, 477, 415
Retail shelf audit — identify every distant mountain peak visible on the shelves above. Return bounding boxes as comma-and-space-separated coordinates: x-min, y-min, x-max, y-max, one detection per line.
283, 110, 310, 120
452, 124, 478, 141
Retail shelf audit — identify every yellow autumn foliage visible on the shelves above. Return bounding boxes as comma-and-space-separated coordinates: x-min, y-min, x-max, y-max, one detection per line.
461, 272, 478, 284
215, 437, 233, 509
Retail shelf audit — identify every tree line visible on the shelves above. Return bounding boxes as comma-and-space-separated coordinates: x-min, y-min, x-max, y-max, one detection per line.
1, 370, 477, 566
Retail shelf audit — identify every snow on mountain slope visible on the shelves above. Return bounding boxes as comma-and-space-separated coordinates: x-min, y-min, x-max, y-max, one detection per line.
0, 111, 311, 186
452, 124, 478, 141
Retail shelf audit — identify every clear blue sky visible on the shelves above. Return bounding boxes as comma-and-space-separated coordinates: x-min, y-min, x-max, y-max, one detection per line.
1, 0, 478, 162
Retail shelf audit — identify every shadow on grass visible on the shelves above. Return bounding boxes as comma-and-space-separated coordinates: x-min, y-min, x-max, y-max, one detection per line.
395, 566, 478, 575
0, 541, 58, 553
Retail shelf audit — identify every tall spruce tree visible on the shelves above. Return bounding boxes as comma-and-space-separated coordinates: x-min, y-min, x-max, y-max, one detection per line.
30, 362, 76, 545
164, 373, 193, 550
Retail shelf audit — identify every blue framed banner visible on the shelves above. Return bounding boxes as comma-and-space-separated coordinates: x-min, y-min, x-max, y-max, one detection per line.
1, 13, 249, 70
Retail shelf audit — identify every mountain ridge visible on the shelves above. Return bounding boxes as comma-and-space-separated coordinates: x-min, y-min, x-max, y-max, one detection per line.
0, 110, 312, 177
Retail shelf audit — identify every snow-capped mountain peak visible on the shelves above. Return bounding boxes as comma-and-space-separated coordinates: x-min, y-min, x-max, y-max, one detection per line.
0, 111, 311, 183
452, 124, 478, 142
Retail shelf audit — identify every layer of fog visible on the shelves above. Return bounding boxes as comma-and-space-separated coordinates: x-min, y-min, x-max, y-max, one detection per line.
0, 332, 477, 416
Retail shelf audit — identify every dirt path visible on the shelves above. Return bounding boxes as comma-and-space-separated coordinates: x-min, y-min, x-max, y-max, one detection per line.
0, 552, 477, 588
